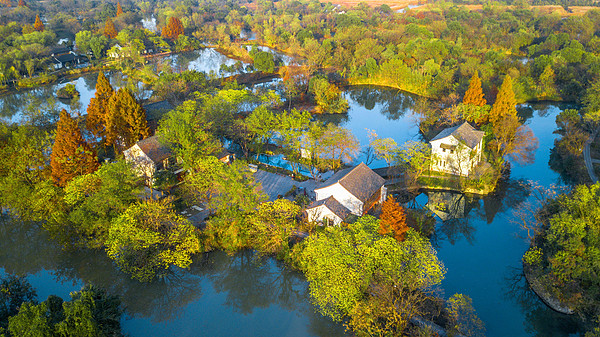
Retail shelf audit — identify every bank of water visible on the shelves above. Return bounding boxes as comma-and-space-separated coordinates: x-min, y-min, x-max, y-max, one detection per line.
0, 217, 344, 337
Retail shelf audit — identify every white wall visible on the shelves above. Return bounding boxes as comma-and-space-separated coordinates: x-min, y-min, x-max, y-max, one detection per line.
306, 205, 343, 226
314, 183, 363, 216
430, 136, 482, 177
124, 145, 156, 183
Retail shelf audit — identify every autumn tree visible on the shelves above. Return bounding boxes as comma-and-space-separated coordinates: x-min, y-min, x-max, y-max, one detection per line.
0, 0, 11, 7
105, 88, 149, 152
379, 196, 409, 242
86, 72, 115, 139
161, 17, 184, 40
33, 15, 44, 32
489, 75, 518, 127
50, 110, 98, 187
463, 72, 486, 107
17, 0, 24, 6
104, 18, 117, 39
116, 2, 123, 16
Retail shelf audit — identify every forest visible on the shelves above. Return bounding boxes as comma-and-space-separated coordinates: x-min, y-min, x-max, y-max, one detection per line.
1, 0, 600, 336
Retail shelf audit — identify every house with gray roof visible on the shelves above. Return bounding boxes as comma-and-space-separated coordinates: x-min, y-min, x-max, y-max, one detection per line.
123, 135, 173, 184
429, 122, 485, 177
305, 162, 386, 225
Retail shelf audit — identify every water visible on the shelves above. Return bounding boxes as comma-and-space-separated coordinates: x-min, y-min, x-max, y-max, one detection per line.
0, 49, 584, 335
0, 217, 344, 337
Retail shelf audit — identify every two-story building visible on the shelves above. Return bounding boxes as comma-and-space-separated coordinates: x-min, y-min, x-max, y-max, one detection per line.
429, 122, 485, 177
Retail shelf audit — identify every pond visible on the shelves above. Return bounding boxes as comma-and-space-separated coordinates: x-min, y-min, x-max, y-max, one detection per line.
0, 216, 344, 337
0, 48, 248, 124
0, 47, 585, 336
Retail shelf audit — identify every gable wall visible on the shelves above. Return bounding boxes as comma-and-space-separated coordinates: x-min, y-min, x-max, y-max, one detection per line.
430, 135, 482, 177
314, 183, 363, 216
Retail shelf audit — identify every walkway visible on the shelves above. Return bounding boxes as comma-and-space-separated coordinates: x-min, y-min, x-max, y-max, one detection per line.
583, 128, 599, 183
253, 169, 319, 201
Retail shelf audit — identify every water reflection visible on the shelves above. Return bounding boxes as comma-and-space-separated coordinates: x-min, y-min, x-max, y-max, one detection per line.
0, 215, 344, 336
503, 267, 583, 337
345, 85, 416, 120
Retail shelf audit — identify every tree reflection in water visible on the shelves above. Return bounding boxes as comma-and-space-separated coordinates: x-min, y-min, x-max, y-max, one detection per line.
0, 215, 344, 336
346, 85, 416, 120
503, 267, 583, 337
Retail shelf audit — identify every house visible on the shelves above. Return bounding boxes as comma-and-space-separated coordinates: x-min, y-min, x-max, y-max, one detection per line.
429, 122, 485, 177
214, 148, 235, 164
123, 135, 173, 184
305, 162, 386, 225
50, 46, 85, 69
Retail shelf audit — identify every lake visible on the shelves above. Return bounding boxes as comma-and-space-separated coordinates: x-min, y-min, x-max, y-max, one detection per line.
0, 48, 584, 336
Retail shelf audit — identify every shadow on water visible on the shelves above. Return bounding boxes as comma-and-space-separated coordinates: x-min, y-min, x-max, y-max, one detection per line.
345, 85, 417, 120
0, 215, 344, 336
503, 267, 584, 337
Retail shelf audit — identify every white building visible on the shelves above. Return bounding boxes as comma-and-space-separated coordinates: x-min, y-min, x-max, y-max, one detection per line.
123, 135, 173, 184
305, 162, 386, 225
429, 122, 485, 177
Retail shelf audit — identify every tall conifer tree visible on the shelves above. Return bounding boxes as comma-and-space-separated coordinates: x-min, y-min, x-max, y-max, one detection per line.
106, 88, 149, 152
161, 17, 184, 40
463, 72, 486, 107
104, 18, 117, 38
51, 110, 98, 187
86, 72, 115, 139
489, 75, 517, 127
33, 14, 44, 31
17, 0, 25, 6
116, 2, 123, 16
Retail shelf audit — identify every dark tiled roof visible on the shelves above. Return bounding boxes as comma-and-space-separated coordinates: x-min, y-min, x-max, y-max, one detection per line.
143, 100, 174, 114
306, 196, 351, 220
136, 135, 172, 163
430, 122, 485, 149
317, 162, 385, 203
53, 53, 77, 63
51, 46, 71, 55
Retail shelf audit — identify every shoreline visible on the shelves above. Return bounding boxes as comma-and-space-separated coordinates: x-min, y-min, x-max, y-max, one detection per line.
522, 262, 575, 315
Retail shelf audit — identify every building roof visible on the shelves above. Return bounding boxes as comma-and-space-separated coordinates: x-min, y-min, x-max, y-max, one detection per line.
316, 162, 385, 203
51, 46, 71, 55
306, 196, 351, 221
135, 135, 172, 164
53, 53, 77, 64
430, 122, 485, 148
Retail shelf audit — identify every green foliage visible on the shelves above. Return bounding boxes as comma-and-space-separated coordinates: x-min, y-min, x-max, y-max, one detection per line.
310, 77, 349, 114
49, 160, 141, 248
0, 275, 37, 329
299, 215, 445, 326
7, 286, 122, 337
523, 246, 543, 266
106, 198, 201, 282
447, 294, 486, 337
252, 51, 275, 73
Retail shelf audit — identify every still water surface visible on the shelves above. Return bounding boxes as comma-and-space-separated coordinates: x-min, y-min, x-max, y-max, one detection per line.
0, 50, 584, 336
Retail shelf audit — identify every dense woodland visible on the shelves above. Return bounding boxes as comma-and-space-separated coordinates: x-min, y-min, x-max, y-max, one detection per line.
1, 0, 600, 336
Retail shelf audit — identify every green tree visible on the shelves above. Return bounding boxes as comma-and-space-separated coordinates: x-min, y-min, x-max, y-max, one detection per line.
299, 215, 445, 330
320, 124, 359, 170
248, 199, 300, 255
311, 78, 349, 114
368, 130, 398, 167
50, 110, 98, 187
50, 160, 141, 248
106, 198, 201, 282
395, 141, 434, 184
253, 51, 275, 73
447, 294, 486, 337
157, 100, 220, 168
0, 275, 37, 329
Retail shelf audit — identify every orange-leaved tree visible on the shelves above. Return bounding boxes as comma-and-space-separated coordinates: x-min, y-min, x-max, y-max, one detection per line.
116, 2, 123, 16
104, 18, 117, 38
105, 88, 149, 152
51, 110, 98, 187
34, 14, 44, 32
463, 72, 486, 107
86, 72, 115, 140
17, 0, 25, 6
378, 195, 409, 242
489, 75, 517, 127
161, 17, 184, 40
